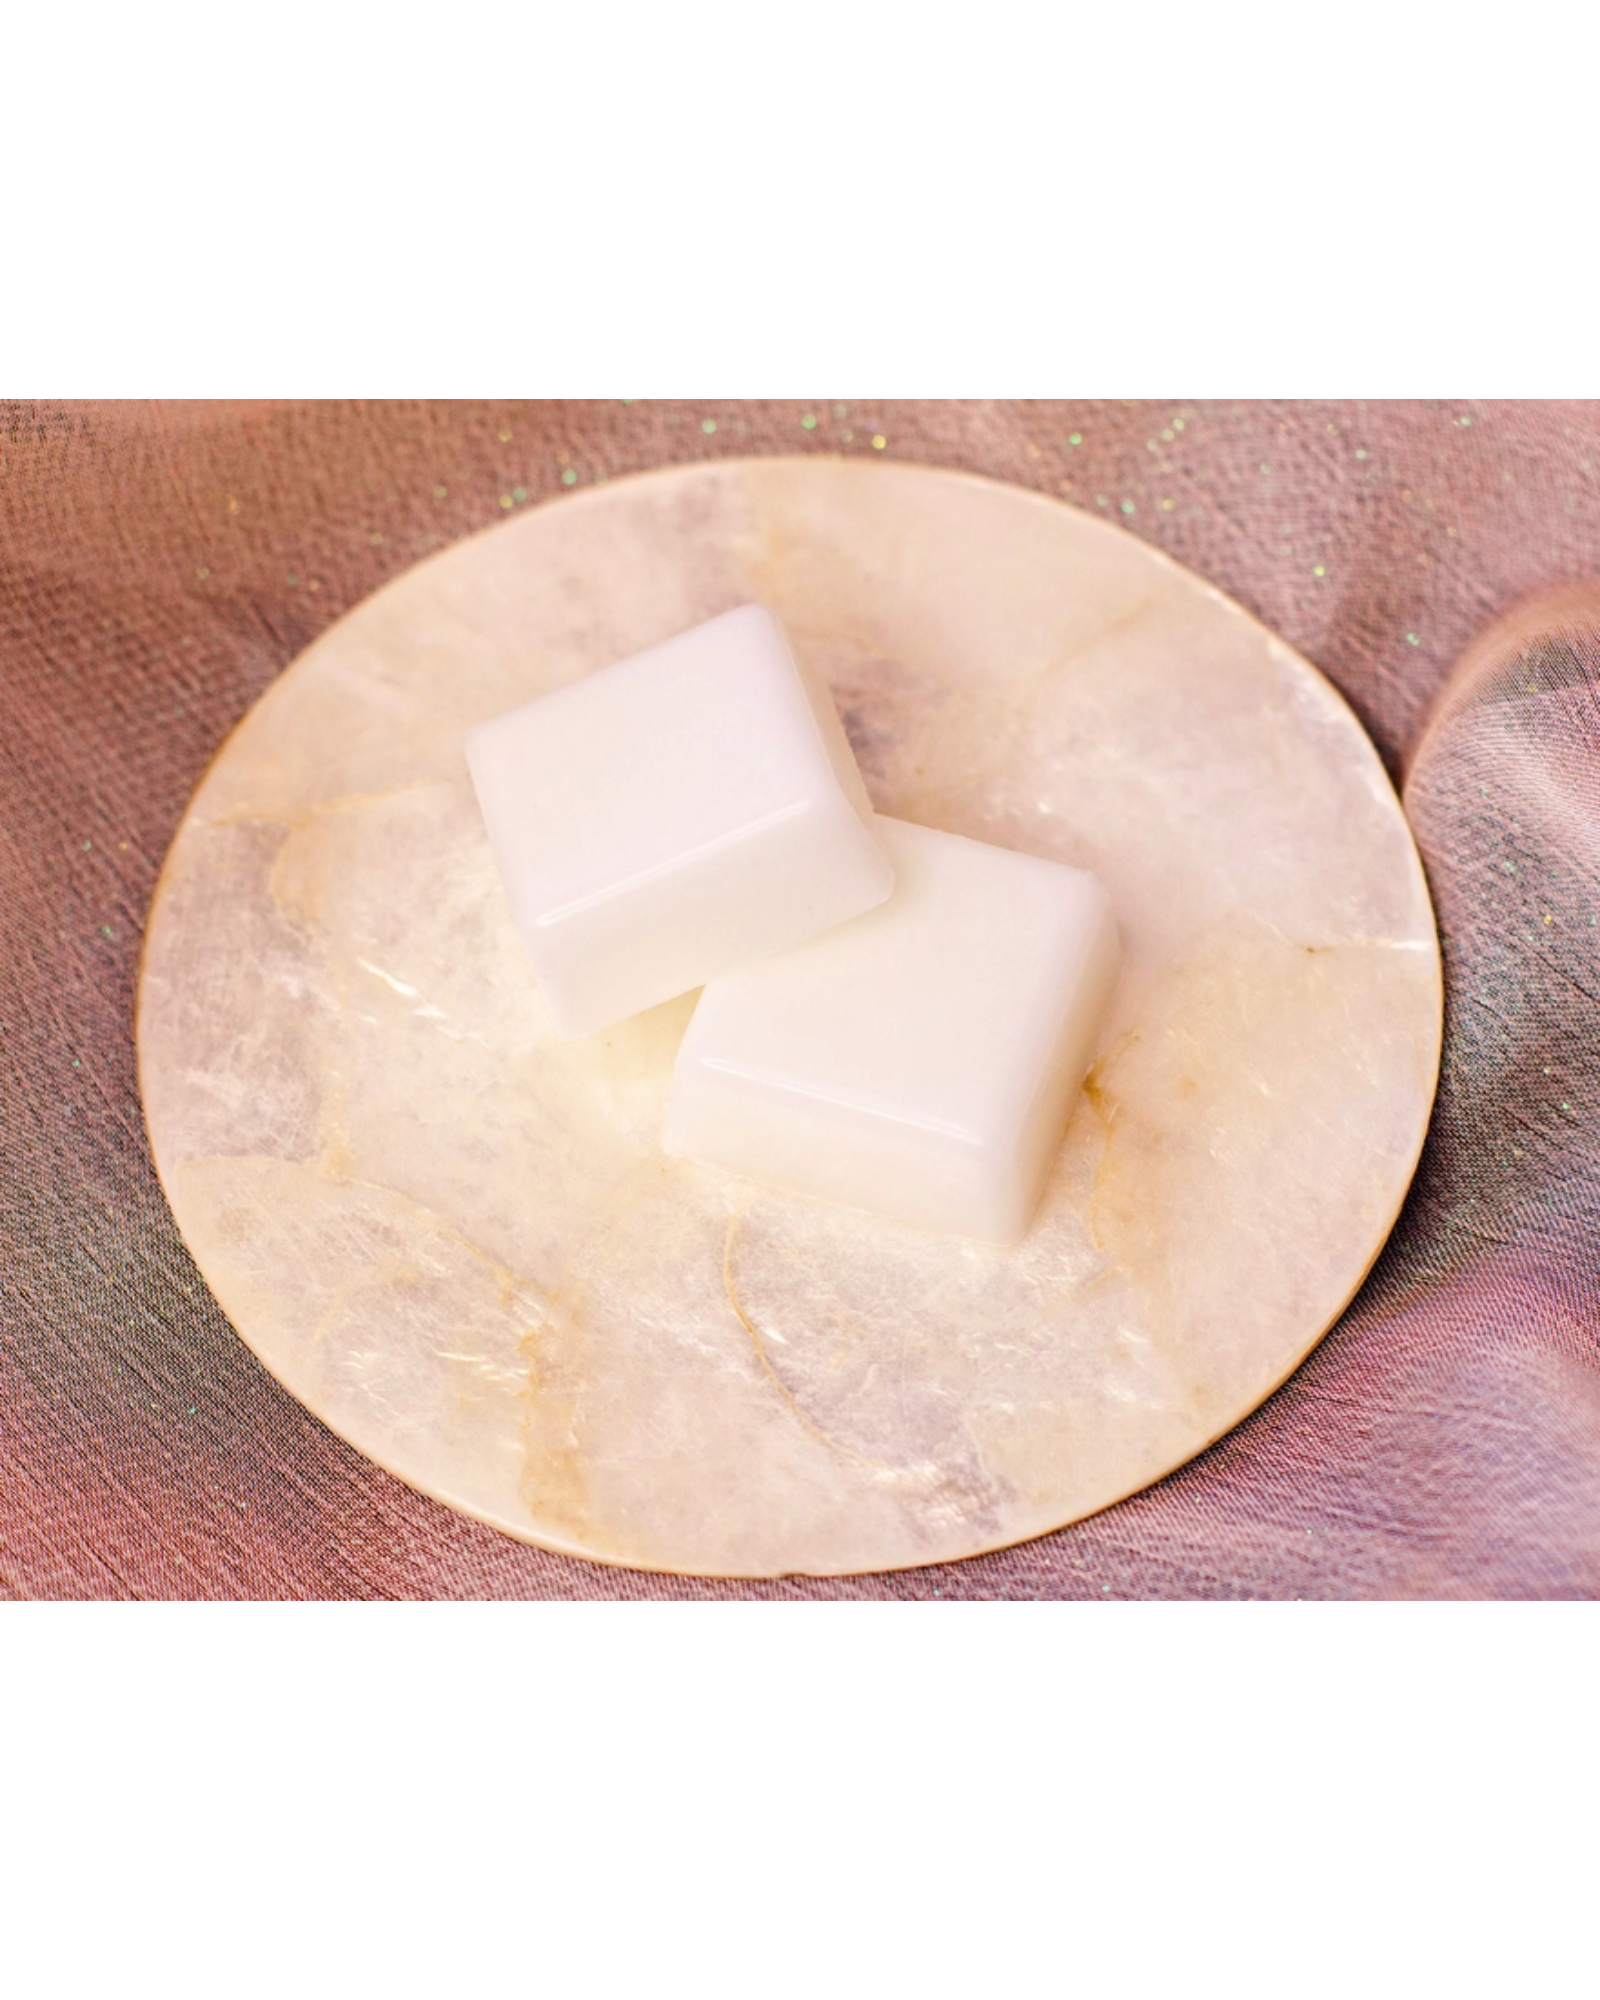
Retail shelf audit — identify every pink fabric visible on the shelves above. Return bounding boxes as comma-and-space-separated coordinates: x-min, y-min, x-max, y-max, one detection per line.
3, 398, 1598, 1598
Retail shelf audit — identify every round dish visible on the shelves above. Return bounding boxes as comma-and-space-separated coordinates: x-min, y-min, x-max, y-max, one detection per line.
138, 458, 1442, 1576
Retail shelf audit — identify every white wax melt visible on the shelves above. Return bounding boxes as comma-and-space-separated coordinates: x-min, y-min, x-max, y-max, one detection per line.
665, 817, 1120, 1245
466, 605, 893, 1037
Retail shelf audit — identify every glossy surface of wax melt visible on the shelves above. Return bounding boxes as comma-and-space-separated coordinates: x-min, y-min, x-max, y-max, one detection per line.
466, 604, 893, 1036
665, 817, 1120, 1244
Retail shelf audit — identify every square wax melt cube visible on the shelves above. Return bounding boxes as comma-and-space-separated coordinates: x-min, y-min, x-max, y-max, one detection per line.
465, 605, 894, 1037
664, 817, 1119, 1244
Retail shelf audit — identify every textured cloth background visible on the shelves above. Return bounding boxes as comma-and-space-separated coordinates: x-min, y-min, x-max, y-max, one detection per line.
3, 397, 1598, 1599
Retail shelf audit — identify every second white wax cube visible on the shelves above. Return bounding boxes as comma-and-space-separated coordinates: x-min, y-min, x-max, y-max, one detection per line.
664, 818, 1120, 1245
466, 606, 893, 1037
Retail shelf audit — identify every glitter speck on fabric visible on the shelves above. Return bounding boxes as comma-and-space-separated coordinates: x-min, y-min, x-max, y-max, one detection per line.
1068, 433, 1083, 446
561, 470, 578, 487
512, 487, 527, 503
1121, 499, 1136, 515
701, 419, 717, 435
369, 532, 383, 546
872, 435, 887, 451
801, 415, 817, 430
1406, 632, 1420, 645
1313, 565, 1327, 577
433, 484, 448, 499
1356, 449, 1369, 461
833, 403, 849, 419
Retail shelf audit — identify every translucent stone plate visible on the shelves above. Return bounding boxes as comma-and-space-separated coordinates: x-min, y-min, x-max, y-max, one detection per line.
138, 459, 1442, 1577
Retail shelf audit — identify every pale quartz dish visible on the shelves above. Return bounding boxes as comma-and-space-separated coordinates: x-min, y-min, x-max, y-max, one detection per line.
137, 457, 1443, 1579
465, 603, 893, 1037
665, 817, 1119, 1245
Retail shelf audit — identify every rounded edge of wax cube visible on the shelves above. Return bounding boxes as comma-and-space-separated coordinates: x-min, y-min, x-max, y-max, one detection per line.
463, 604, 896, 1041
662, 1103, 1039, 1249
661, 820, 1123, 1244
1006, 885, 1121, 1229
530, 796, 897, 1039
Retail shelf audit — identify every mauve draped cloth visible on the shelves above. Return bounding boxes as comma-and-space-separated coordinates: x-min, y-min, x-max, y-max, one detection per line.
3, 399, 1597, 1600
